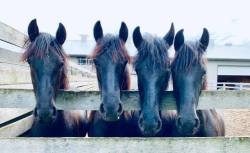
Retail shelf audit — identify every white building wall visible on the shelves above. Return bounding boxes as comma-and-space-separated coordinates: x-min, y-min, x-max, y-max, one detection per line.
206, 61, 218, 90
206, 60, 250, 90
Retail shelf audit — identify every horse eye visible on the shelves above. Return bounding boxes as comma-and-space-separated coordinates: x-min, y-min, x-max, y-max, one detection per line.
203, 70, 206, 75
93, 59, 100, 66
50, 41, 55, 46
27, 58, 31, 64
58, 62, 64, 68
135, 67, 138, 73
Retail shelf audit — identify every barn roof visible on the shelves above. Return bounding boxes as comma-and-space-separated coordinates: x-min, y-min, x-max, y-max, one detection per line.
1, 39, 250, 61
206, 45, 250, 60
63, 40, 250, 60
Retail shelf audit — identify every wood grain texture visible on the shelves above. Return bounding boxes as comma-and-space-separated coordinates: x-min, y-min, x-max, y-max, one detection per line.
0, 21, 27, 48
0, 115, 33, 137
0, 89, 249, 110
0, 137, 249, 153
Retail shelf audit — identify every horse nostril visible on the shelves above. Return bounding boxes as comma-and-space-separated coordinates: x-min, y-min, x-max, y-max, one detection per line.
194, 118, 200, 128
177, 116, 182, 127
100, 103, 105, 114
34, 107, 38, 117
138, 116, 143, 127
156, 119, 162, 130
52, 106, 57, 117
117, 103, 123, 114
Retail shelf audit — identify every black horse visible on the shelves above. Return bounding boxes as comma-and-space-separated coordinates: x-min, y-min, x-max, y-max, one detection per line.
22, 19, 87, 137
88, 21, 133, 136
168, 28, 225, 136
131, 23, 175, 136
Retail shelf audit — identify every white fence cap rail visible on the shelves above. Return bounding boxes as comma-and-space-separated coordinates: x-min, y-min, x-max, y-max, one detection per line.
0, 137, 249, 153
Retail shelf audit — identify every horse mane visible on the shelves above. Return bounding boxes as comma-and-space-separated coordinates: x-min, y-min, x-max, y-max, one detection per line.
91, 34, 130, 63
171, 42, 206, 72
171, 41, 207, 89
91, 34, 131, 90
21, 33, 69, 89
134, 34, 171, 71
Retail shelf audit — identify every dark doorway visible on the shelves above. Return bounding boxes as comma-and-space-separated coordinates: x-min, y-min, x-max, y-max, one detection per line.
217, 75, 250, 90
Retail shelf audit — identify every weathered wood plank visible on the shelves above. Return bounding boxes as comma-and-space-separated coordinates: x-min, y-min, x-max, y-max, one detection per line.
0, 108, 31, 124
0, 89, 250, 110
0, 137, 249, 153
0, 115, 33, 137
0, 63, 31, 85
0, 21, 27, 48
0, 47, 25, 65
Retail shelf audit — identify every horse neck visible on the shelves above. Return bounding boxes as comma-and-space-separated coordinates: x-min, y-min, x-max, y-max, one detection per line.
121, 66, 130, 90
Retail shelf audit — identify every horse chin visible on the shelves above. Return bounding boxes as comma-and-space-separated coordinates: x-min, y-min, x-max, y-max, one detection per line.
177, 127, 198, 136
140, 129, 159, 137
37, 116, 57, 124
139, 125, 160, 137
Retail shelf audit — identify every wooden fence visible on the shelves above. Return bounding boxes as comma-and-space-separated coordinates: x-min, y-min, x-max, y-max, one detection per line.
0, 21, 250, 153
1, 89, 250, 110
0, 137, 249, 153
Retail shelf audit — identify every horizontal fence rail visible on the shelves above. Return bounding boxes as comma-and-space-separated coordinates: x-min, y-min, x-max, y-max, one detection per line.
0, 109, 31, 124
0, 89, 250, 110
0, 21, 27, 47
0, 137, 249, 153
0, 112, 33, 137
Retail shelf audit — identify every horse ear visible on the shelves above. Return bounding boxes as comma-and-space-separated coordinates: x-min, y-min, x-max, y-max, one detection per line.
93, 21, 103, 42
163, 23, 175, 46
199, 28, 209, 51
133, 26, 143, 49
174, 29, 184, 51
56, 23, 67, 45
119, 22, 128, 42
28, 19, 39, 42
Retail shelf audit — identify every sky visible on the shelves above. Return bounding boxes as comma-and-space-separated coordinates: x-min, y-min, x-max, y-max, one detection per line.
0, 0, 249, 45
